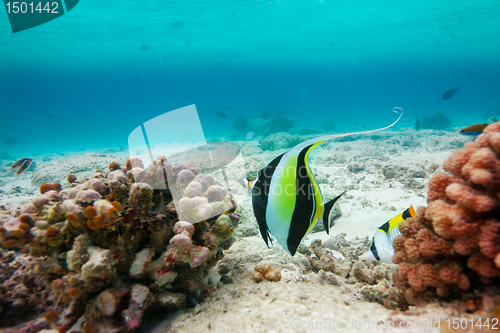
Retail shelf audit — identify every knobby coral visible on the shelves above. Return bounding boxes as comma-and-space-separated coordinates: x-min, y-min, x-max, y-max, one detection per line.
0, 156, 237, 331
393, 122, 500, 304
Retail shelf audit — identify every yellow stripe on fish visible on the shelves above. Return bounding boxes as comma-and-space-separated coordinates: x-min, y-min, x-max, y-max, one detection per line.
359, 205, 416, 264
248, 109, 404, 255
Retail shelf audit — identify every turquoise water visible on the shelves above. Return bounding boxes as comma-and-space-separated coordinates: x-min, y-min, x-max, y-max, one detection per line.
1, 0, 500, 155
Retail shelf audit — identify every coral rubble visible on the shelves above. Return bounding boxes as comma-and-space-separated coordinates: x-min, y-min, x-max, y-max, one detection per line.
0, 251, 52, 328
0, 156, 237, 331
250, 264, 282, 282
393, 122, 500, 304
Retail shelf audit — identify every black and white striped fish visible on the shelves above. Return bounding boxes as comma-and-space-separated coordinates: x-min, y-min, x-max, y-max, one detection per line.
246, 108, 404, 255
359, 205, 416, 264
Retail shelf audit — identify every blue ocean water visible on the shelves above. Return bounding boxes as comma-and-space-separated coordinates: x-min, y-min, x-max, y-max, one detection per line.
1, 0, 499, 156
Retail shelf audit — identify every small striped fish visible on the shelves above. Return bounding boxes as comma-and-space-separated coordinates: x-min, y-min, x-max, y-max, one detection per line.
359, 205, 416, 264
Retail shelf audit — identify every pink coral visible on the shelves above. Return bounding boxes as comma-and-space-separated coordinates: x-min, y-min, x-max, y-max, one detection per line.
479, 219, 500, 258
445, 183, 496, 212
393, 121, 500, 304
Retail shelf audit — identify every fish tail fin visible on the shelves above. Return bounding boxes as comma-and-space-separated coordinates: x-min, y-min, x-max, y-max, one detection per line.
322, 191, 346, 234
359, 250, 377, 261
456, 86, 460, 91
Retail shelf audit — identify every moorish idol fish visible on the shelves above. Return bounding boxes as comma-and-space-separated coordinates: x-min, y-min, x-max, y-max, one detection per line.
246, 108, 404, 255
359, 205, 416, 264
10, 158, 33, 176
459, 123, 488, 136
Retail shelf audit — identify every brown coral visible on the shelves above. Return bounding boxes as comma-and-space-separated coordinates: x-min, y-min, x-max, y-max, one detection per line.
0, 156, 238, 332
393, 121, 500, 304
250, 264, 282, 282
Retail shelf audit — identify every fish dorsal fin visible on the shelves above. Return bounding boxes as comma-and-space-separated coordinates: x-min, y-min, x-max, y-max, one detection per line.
322, 191, 346, 234
288, 108, 404, 154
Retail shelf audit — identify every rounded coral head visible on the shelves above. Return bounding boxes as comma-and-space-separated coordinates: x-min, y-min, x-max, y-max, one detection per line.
109, 161, 121, 171
40, 183, 60, 194
67, 174, 77, 184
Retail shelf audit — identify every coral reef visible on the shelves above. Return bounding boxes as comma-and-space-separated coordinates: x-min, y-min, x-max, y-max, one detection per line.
232, 114, 295, 139
393, 121, 500, 304
0, 156, 237, 331
0, 251, 52, 328
258, 133, 302, 151
420, 111, 452, 130
249, 264, 282, 282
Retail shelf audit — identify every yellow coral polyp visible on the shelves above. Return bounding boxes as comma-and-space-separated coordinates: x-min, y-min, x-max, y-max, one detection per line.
47, 226, 57, 236
65, 213, 80, 228
19, 214, 32, 224
1, 239, 18, 248
87, 220, 98, 230
85, 206, 95, 220
47, 236, 59, 246
111, 201, 123, 213
67, 287, 81, 298
93, 216, 106, 228
19, 222, 31, 231
108, 207, 118, 218
83, 323, 99, 333
45, 310, 58, 322
59, 295, 72, 304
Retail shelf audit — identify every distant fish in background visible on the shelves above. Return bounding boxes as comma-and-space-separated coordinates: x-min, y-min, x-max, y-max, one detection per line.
262, 111, 270, 119
449, 33, 457, 39
442, 86, 459, 100
415, 118, 421, 131
169, 21, 185, 30
10, 158, 33, 176
5, 138, 19, 145
140, 43, 151, 51
459, 124, 488, 136
211, 109, 228, 119
46, 114, 54, 119
359, 206, 416, 264
246, 131, 255, 140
